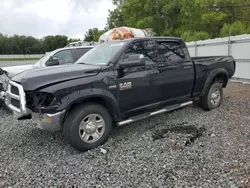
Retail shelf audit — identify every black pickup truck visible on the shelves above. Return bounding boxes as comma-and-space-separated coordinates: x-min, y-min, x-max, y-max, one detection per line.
4, 37, 235, 151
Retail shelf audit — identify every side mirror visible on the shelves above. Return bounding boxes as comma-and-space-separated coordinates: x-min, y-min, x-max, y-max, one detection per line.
46, 56, 59, 66
119, 54, 146, 69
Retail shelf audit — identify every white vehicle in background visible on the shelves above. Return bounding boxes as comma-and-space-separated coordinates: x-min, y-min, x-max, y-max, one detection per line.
0, 45, 94, 102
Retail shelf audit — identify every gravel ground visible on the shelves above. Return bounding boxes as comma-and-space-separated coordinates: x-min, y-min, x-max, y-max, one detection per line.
0, 60, 36, 68
0, 82, 250, 188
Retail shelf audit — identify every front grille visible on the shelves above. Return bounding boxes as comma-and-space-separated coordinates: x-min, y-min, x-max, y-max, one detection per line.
11, 86, 19, 95
5, 81, 28, 115
11, 98, 20, 109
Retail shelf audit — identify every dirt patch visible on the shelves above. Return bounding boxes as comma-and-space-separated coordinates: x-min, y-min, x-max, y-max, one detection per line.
152, 122, 206, 147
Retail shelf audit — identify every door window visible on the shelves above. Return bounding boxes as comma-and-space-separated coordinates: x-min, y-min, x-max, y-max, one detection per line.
54, 50, 74, 65
75, 48, 91, 60
122, 40, 157, 64
157, 42, 185, 62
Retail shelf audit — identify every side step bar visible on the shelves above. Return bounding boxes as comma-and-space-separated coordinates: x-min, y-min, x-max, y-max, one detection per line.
118, 101, 193, 126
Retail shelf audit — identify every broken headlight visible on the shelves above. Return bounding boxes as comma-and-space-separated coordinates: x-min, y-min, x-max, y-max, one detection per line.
26, 92, 58, 109
0, 73, 10, 91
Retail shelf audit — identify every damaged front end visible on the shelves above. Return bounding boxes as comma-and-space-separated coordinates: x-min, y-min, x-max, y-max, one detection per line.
5, 80, 65, 131
0, 68, 10, 100
25, 91, 60, 113
0, 84, 6, 100
26, 91, 66, 131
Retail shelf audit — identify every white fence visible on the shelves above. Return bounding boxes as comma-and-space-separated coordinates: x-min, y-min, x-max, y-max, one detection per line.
186, 34, 250, 80
0, 54, 44, 59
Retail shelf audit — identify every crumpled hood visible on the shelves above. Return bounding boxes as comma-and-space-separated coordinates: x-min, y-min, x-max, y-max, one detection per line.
11, 64, 101, 90
2, 65, 34, 77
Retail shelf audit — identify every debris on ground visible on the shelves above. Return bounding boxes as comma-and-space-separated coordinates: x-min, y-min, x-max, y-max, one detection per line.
100, 148, 108, 155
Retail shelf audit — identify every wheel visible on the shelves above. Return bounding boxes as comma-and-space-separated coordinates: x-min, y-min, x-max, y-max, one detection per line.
63, 103, 113, 152
200, 82, 223, 111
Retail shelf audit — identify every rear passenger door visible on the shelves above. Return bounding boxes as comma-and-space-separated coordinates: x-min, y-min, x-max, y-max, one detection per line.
156, 40, 194, 104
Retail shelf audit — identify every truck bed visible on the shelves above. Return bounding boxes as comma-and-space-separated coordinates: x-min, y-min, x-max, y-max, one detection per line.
190, 55, 235, 98
191, 55, 235, 77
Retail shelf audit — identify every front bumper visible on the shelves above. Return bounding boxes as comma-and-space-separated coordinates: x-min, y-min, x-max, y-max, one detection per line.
5, 80, 66, 131
10, 107, 66, 132
32, 110, 66, 131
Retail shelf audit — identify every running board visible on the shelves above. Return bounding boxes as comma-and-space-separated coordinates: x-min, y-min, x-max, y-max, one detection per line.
118, 101, 193, 126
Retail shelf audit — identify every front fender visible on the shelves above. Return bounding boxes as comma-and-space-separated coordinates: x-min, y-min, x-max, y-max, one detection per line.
201, 68, 229, 96
57, 88, 120, 120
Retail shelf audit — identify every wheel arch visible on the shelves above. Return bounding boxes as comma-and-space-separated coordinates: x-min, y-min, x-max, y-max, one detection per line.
201, 68, 229, 96
58, 88, 120, 123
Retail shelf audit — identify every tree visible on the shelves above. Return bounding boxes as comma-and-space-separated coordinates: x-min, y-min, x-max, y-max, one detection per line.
120, 0, 167, 35
115, 0, 199, 36
68, 38, 81, 43
0, 34, 80, 54
181, 31, 209, 42
201, 12, 228, 37
106, 8, 125, 29
247, 26, 250, 34
42, 35, 68, 52
195, 0, 250, 23
106, 0, 125, 29
106, 0, 250, 40
220, 21, 247, 37
84, 28, 105, 42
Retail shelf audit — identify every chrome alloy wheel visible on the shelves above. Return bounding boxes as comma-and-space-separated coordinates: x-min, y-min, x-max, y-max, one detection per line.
211, 88, 221, 106
79, 114, 105, 143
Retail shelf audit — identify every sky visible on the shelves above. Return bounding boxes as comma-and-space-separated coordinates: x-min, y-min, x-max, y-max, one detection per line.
0, 0, 115, 39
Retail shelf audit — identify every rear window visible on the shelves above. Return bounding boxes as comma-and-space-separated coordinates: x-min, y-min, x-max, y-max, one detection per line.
75, 48, 92, 60
157, 41, 186, 62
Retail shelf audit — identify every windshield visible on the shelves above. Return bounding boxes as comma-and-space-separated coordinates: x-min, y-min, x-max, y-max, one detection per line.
76, 41, 127, 65
33, 51, 52, 67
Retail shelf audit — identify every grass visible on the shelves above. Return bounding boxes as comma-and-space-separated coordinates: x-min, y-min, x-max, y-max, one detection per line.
0, 58, 40, 61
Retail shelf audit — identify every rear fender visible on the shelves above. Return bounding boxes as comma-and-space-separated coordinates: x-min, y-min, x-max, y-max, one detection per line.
201, 68, 228, 96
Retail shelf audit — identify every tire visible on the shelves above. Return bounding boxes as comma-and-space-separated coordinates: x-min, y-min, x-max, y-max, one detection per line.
200, 82, 223, 111
63, 103, 113, 152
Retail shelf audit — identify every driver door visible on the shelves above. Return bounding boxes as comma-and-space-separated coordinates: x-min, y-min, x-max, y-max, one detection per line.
117, 39, 163, 117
